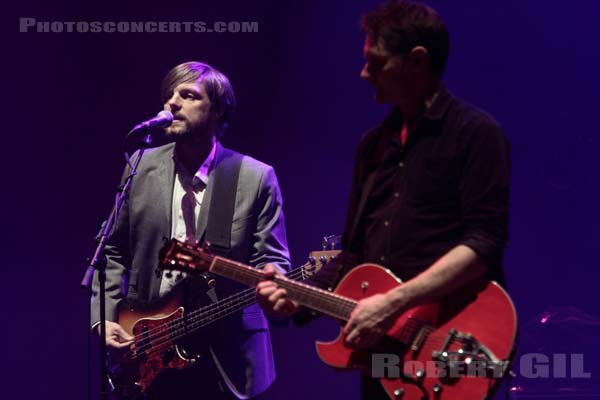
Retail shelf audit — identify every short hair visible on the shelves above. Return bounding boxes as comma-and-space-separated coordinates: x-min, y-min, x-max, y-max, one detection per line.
361, 0, 450, 75
160, 61, 236, 137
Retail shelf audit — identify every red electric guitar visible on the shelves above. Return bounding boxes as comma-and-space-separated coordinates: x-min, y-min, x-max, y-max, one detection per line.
160, 239, 518, 400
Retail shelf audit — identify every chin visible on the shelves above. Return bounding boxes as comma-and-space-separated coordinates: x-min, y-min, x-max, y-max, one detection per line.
373, 88, 386, 103
166, 126, 188, 137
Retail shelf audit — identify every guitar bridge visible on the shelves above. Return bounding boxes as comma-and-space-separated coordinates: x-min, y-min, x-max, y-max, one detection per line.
431, 328, 509, 379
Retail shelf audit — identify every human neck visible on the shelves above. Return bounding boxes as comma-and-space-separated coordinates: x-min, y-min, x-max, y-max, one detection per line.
175, 135, 216, 173
397, 79, 440, 131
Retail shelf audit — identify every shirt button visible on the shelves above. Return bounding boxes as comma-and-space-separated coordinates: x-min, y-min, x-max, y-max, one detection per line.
379, 256, 386, 262
394, 192, 400, 198
383, 220, 390, 227
398, 162, 405, 168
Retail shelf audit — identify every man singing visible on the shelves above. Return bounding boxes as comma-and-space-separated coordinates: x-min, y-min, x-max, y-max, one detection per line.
91, 61, 290, 399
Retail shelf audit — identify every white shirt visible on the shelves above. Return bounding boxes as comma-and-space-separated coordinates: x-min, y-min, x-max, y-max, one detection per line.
159, 142, 216, 296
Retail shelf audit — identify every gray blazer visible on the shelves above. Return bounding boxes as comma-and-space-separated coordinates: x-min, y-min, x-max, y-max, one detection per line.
91, 141, 291, 398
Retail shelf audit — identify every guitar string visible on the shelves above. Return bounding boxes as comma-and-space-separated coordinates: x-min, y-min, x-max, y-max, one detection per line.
133, 294, 494, 364
132, 298, 439, 361
138, 314, 442, 364
190, 251, 499, 349
210, 258, 360, 318
126, 267, 306, 357
135, 311, 426, 362
127, 267, 308, 358
127, 259, 450, 360
128, 262, 360, 357
131, 285, 436, 360
137, 317, 482, 370
131, 267, 361, 360
133, 276, 356, 360
133, 278, 362, 360
164, 246, 438, 331
165, 246, 359, 321
129, 244, 494, 362
132, 303, 436, 362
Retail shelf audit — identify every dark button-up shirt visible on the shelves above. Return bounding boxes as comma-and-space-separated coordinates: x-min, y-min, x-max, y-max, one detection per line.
304, 87, 510, 298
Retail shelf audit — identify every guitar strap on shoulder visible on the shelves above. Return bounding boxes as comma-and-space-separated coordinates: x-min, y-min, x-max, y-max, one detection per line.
203, 148, 244, 257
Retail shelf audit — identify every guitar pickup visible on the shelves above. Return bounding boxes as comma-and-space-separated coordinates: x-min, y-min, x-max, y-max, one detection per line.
410, 325, 428, 354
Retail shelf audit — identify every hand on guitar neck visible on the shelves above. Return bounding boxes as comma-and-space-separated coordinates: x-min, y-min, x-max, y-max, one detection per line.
256, 264, 299, 317
257, 265, 405, 349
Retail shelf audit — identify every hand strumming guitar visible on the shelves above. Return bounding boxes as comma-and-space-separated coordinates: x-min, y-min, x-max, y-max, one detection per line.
96, 320, 134, 349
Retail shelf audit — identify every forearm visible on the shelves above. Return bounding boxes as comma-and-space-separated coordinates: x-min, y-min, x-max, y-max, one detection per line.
386, 244, 487, 311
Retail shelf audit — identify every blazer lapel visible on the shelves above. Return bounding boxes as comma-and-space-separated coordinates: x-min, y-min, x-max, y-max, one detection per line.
195, 141, 224, 243
147, 147, 176, 299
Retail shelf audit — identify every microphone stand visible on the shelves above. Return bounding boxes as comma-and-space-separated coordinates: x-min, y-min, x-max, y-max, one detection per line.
80, 130, 153, 400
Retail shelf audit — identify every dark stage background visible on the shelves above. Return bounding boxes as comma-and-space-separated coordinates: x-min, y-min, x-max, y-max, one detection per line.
3, 0, 600, 399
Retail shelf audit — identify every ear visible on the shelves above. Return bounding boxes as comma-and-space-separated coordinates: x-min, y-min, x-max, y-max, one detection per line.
407, 46, 430, 70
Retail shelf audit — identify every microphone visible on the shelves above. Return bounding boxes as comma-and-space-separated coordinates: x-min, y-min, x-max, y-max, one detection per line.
130, 110, 174, 133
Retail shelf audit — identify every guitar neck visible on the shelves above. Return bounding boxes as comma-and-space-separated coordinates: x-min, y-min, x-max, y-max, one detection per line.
210, 256, 356, 321
183, 264, 304, 333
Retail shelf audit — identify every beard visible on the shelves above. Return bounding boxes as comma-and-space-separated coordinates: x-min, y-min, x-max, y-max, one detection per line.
165, 119, 191, 140
165, 119, 213, 145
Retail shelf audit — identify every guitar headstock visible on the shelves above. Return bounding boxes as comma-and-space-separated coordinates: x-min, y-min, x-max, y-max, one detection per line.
159, 239, 213, 273
302, 250, 340, 278
302, 234, 342, 278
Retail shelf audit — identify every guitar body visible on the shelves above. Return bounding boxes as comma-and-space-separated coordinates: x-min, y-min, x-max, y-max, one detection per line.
107, 250, 334, 399
315, 264, 517, 400
108, 290, 200, 400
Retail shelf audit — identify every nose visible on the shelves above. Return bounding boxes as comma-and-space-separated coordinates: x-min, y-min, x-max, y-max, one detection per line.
360, 63, 370, 81
165, 93, 181, 113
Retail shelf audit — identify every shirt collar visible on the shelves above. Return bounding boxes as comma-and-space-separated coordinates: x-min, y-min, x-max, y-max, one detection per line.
196, 141, 216, 186
380, 85, 454, 134
423, 85, 453, 121
172, 140, 217, 188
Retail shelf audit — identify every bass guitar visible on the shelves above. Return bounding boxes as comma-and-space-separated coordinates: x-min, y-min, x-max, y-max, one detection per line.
107, 248, 337, 399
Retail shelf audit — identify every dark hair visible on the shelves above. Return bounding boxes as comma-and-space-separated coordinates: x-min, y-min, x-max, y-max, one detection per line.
160, 61, 236, 137
361, 0, 450, 75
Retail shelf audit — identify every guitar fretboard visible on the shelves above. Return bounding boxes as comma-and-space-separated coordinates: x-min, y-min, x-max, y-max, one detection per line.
210, 256, 357, 320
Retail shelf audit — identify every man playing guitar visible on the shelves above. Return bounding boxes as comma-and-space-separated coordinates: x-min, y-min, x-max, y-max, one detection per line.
257, 1, 512, 399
